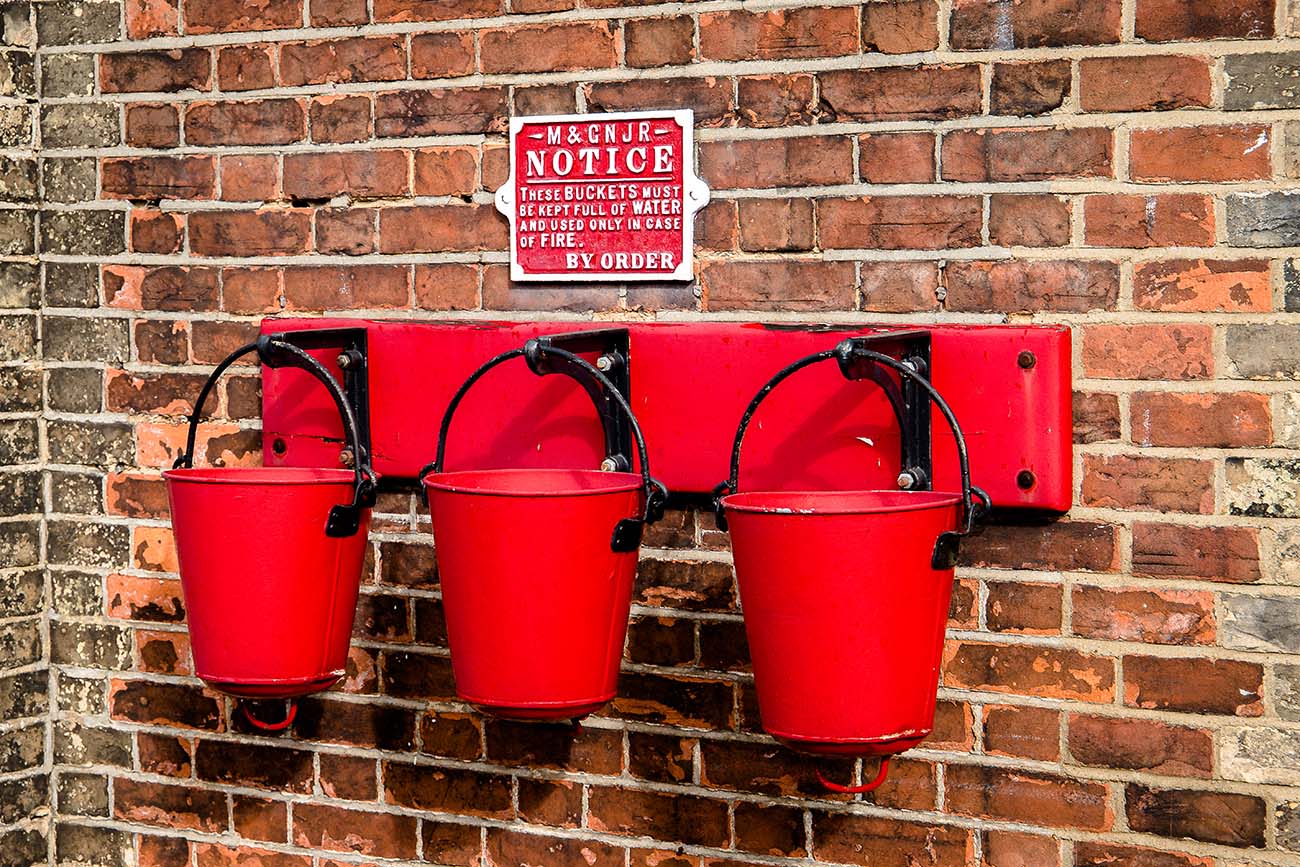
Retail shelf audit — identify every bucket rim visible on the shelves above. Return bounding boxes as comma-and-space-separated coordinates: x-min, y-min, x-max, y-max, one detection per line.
163, 466, 359, 486
423, 467, 643, 498
721, 488, 962, 516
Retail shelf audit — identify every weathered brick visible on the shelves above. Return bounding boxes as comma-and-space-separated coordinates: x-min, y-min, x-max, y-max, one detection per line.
216, 44, 274, 91
861, 261, 940, 312
700, 260, 855, 312
820, 196, 981, 249
375, 88, 506, 137
1133, 523, 1260, 583
700, 7, 858, 60
1134, 259, 1270, 312
482, 22, 616, 73
943, 127, 1112, 181
1126, 785, 1265, 847
311, 94, 370, 143
1226, 324, 1300, 379
41, 102, 118, 148
186, 100, 304, 146
946, 764, 1110, 830
992, 60, 1071, 115
283, 151, 408, 201
184, 0, 303, 32
1082, 324, 1213, 380
820, 64, 982, 121
41, 52, 94, 98
983, 704, 1060, 759
738, 74, 815, 127
1085, 194, 1215, 248
1226, 52, 1300, 109
190, 209, 311, 256
626, 15, 694, 68
1070, 715, 1212, 778
125, 103, 179, 148
37, 1, 120, 44
1124, 655, 1263, 716
1073, 585, 1214, 644
1137, 0, 1274, 41
943, 642, 1115, 701
1226, 191, 1300, 246
100, 49, 209, 93
945, 260, 1117, 313
950, 0, 1121, 48
102, 156, 215, 201
813, 814, 970, 866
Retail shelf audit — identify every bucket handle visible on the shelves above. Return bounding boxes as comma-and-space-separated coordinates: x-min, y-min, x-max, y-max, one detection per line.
817, 757, 890, 795
713, 339, 989, 568
174, 334, 377, 538
421, 339, 666, 553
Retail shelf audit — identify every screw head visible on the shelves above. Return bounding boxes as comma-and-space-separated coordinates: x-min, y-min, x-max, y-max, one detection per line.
1017, 350, 1037, 370
1016, 469, 1036, 490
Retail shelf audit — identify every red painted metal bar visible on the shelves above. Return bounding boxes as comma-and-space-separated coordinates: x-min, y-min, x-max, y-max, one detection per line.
259, 319, 1072, 512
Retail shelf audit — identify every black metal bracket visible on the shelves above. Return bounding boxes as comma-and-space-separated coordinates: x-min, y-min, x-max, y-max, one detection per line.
265, 327, 372, 475
835, 330, 933, 493
529, 328, 633, 473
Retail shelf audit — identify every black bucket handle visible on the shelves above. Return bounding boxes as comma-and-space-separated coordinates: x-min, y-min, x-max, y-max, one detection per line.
713, 338, 989, 568
174, 333, 377, 538
421, 339, 666, 553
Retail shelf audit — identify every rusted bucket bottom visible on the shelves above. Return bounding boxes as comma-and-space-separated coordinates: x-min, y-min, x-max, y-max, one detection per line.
773, 728, 930, 757
467, 693, 614, 721
203, 672, 342, 699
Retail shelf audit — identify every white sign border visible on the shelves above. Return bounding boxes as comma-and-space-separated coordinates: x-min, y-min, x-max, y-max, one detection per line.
494, 109, 711, 283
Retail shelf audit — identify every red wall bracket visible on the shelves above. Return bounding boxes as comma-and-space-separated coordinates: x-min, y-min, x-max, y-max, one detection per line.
259, 320, 1072, 512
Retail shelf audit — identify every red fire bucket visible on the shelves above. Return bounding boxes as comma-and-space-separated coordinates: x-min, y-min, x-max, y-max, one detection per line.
715, 340, 986, 792
165, 336, 376, 730
422, 340, 665, 720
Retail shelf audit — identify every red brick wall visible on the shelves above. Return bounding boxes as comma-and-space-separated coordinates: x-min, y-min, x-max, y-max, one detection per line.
17, 0, 1300, 864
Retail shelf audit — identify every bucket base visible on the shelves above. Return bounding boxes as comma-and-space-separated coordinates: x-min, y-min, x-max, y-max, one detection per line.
203, 672, 342, 699
468, 695, 613, 722
772, 728, 930, 758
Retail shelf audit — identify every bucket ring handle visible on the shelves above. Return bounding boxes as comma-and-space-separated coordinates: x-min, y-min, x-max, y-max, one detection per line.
239, 698, 297, 732
421, 339, 666, 553
713, 339, 989, 569
817, 757, 890, 795
174, 334, 377, 538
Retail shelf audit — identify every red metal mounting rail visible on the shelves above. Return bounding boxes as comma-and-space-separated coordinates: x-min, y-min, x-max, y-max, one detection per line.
259, 319, 1072, 512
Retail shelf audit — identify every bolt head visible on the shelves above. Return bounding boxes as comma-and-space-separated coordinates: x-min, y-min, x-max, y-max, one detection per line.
1017, 350, 1036, 370
599, 457, 619, 472
897, 471, 916, 489
339, 449, 355, 468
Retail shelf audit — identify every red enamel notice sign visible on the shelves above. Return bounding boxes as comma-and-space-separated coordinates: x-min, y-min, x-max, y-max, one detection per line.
494, 110, 710, 282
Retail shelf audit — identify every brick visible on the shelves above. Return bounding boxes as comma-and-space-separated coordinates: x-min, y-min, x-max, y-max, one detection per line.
1136, 0, 1274, 41
858, 132, 935, 183
413, 147, 477, 197
1070, 715, 1212, 778
131, 210, 183, 254
1081, 454, 1214, 513
984, 831, 1060, 867
700, 260, 855, 311
194, 844, 311, 867
987, 582, 1061, 634
114, 778, 226, 831
135, 319, 189, 364
185, 0, 303, 32
293, 803, 418, 859
1134, 259, 1271, 312
283, 151, 407, 201
217, 45, 275, 91
588, 788, 728, 846
991, 60, 1071, 115
627, 15, 694, 67
737, 198, 813, 252
1131, 125, 1272, 182
38, 2, 120, 44
812, 813, 971, 865
513, 84, 576, 116
820, 196, 982, 249
375, 88, 506, 137
186, 100, 304, 146
101, 49, 209, 93
102, 156, 215, 201
819, 65, 982, 121
281, 37, 405, 86
947, 764, 1110, 829
1080, 55, 1212, 112
484, 719, 621, 773
311, 95, 370, 143
700, 136, 852, 189
700, 7, 857, 60
1075, 842, 1212, 867
861, 0, 940, 53
411, 32, 474, 78
738, 74, 815, 126
1085, 194, 1214, 247
942, 642, 1115, 701
219, 155, 278, 203
1133, 523, 1261, 583
1124, 655, 1263, 715
860, 261, 940, 312
585, 77, 734, 125
374, 0, 498, 21
1220, 593, 1300, 653
379, 205, 506, 253
192, 739, 311, 793
291, 698, 414, 750
946, 260, 1117, 313
382, 651, 455, 700
310, 0, 367, 25
1073, 586, 1214, 645
485, 829, 621, 867
612, 671, 734, 729
943, 127, 1112, 181
57, 827, 128, 867
190, 209, 311, 256
110, 680, 220, 729
42, 52, 93, 98
983, 705, 1060, 760
517, 777, 582, 827
1126, 785, 1265, 847
1226, 323, 1300, 379
628, 616, 695, 666
125, 103, 179, 148
1082, 324, 1213, 380
989, 194, 1071, 247
1226, 52, 1300, 109
384, 762, 510, 817
950, 0, 1121, 47
482, 22, 616, 73
1226, 191, 1300, 246
42, 103, 117, 148
1131, 392, 1271, 448
46, 157, 97, 204
411, 262, 476, 310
